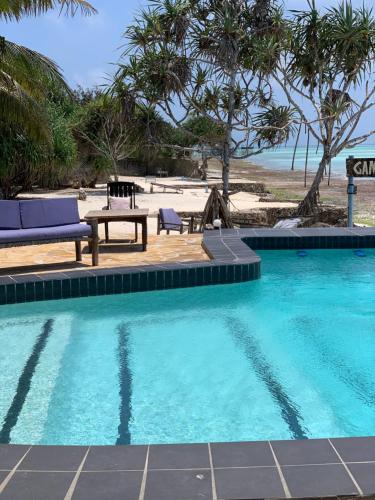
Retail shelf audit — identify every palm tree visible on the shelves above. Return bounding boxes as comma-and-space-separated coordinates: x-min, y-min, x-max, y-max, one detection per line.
1, 0, 96, 141
118, 0, 295, 203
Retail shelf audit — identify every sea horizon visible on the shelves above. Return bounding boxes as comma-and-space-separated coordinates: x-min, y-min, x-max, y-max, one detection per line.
242, 143, 375, 177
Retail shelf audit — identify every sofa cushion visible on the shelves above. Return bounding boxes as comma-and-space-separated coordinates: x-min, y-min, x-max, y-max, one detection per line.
19, 198, 80, 229
0, 201, 21, 229
0, 223, 92, 244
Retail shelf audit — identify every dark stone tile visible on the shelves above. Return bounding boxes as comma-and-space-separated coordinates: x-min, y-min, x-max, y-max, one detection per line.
11, 274, 41, 284
164, 270, 173, 289
105, 275, 114, 294
15, 283, 26, 303
179, 268, 188, 287
215, 466, 285, 500
70, 278, 80, 298
155, 271, 165, 290
35, 281, 44, 301
19, 446, 87, 471
272, 438, 339, 465
88, 276, 97, 296
282, 464, 358, 498
84, 445, 147, 471
52, 280, 62, 300
148, 444, 210, 470
61, 280, 71, 299
79, 277, 89, 297
0, 276, 15, 285
331, 437, 375, 462
0, 285, 6, 305
187, 267, 196, 286
145, 469, 212, 500
139, 272, 148, 292
114, 274, 123, 294
25, 282, 35, 302
43, 280, 53, 300
348, 462, 375, 495
6, 284, 16, 304
73, 471, 142, 500
147, 271, 156, 291
0, 445, 29, 470
211, 441, 275, 468
97, 276, 106, 295
130, 273, 140, 292
1, 471, 74, 500
122, 274, 131, 293
196, 267, 204, 286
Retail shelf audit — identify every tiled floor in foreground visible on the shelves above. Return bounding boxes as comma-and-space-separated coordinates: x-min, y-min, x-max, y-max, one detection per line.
1, 438, 375, 499
0, 234, 208, 276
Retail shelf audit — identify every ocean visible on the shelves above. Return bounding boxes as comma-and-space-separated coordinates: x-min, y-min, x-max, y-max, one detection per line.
244, 144, 375, 177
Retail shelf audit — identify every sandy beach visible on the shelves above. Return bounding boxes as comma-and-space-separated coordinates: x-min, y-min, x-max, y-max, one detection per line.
18, 157, 375, 241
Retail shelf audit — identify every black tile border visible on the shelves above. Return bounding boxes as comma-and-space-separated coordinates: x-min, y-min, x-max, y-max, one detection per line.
1, 438, 375, 499
0, 227, 374, 305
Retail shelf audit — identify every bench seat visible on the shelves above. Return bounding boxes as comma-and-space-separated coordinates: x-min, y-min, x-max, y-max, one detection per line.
0, 223, 92, 244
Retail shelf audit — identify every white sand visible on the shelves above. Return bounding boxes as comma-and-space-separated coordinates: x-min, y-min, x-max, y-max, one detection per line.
21, 175, 297, 236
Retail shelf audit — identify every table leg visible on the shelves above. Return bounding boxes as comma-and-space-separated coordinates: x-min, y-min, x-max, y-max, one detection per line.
105, 222, 109, 243
75, 241, 82, 261
142, 219, 148, 251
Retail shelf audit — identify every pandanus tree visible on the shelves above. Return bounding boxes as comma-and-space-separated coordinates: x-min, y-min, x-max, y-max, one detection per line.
117, 0, 295, 202
0, 0, 96, 141
274, 0, 375, 215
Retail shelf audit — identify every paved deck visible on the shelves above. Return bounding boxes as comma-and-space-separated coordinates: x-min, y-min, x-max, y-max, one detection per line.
0, 234, 208, 276
1, 438, 375, 499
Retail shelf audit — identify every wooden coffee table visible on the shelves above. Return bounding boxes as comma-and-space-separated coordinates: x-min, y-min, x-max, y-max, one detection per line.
85, 209, 149, 253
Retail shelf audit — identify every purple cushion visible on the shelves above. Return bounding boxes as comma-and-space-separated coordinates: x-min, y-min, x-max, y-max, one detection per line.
0, 223, 92, 244
20, 198, 80, 229
159, 208, 182, 230
0, 201, 21, 229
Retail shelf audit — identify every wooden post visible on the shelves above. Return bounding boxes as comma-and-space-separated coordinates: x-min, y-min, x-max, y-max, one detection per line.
90, 219, 99, 266
75, 241, 82, 262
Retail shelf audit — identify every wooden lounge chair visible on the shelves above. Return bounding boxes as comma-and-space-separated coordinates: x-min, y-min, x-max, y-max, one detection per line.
157, 208, 193, 234
104, 181, 138, 242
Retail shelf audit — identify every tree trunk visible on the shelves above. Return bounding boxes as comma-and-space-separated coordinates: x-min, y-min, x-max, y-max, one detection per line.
297, 154, 329, 216
112, 159, 119, 182
222, 70, 237, 204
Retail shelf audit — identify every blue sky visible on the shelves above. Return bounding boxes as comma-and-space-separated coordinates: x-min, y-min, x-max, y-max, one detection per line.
2, 0, 369, 88
2, 0, 374, 142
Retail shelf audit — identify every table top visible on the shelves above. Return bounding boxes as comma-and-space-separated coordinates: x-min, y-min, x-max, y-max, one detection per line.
85, 209, 149, 220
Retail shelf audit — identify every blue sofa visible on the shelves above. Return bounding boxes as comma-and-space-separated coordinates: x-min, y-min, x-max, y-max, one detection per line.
0, 198, 99, 266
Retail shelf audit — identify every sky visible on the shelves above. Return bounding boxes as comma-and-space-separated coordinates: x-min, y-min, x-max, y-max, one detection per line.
2, 0, 374, 141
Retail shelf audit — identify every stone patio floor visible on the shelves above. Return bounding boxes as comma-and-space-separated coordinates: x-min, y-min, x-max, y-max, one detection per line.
0, 234, 209, 276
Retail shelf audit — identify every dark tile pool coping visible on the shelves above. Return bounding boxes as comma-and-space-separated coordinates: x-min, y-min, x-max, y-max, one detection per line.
1, 227, 375, 305
1, 438, 375, 499
1, 227, 375, 499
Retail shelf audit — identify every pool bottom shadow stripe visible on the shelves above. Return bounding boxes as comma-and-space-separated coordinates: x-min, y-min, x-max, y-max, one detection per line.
225, 317, 308, 440
116, 322, 132, 445
0, 318, 54, 444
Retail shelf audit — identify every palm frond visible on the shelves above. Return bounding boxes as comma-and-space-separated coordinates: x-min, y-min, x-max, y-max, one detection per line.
0, 71, 50, 142
0, 0, 96, 21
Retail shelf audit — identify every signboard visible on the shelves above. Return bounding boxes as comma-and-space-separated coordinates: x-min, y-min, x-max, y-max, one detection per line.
346, 157, 375, 177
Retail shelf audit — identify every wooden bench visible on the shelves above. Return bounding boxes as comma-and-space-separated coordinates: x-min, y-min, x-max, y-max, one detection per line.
150, 183, 183, 194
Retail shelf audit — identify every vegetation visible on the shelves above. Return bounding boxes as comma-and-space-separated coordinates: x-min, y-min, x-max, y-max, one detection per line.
117, 0, 296, 202
274, 0, 375, 215
0, 0, 96, 197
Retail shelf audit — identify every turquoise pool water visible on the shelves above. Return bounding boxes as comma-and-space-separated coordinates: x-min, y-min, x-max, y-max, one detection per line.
0, 249, 374, 445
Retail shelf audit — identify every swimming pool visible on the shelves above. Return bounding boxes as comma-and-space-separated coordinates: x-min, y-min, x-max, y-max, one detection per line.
0, 249, 374, 446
